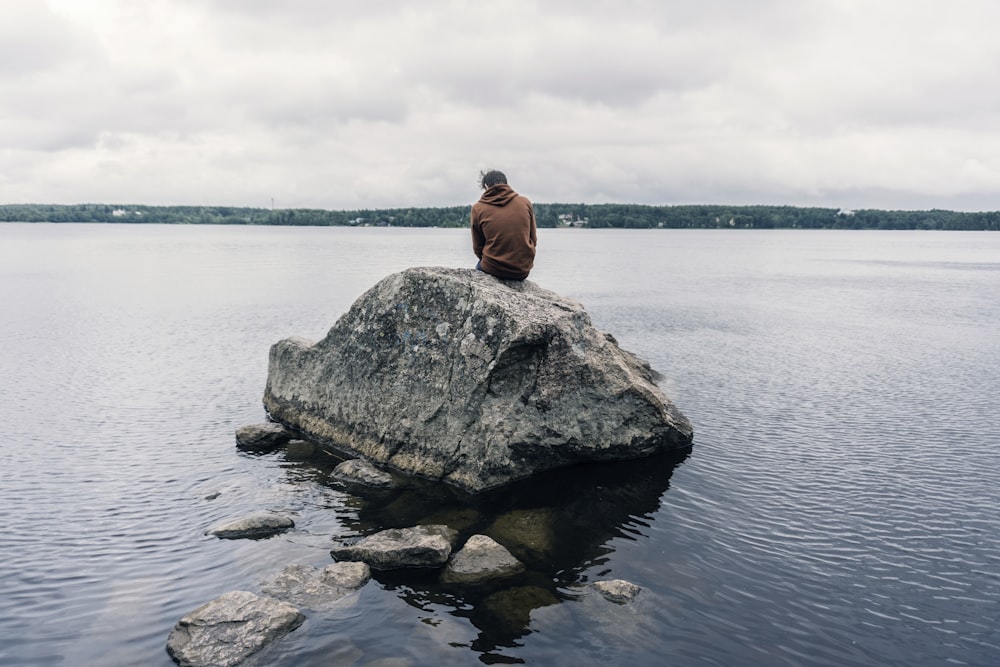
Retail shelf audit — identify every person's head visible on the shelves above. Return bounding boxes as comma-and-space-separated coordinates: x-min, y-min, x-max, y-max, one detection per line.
479, 169, 507, 190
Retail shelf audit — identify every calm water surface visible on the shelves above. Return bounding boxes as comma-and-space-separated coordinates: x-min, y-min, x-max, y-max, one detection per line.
1, 224, 998, 666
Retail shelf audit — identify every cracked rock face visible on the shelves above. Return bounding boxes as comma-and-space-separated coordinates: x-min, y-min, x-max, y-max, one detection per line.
166, 590, 304, 667
263, 267, 692, 492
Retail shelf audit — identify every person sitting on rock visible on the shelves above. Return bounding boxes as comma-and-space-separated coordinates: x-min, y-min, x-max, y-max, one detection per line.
471, 170, 537, 280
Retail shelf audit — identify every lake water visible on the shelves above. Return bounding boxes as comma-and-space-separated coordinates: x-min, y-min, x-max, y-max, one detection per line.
1, 224, 998, 667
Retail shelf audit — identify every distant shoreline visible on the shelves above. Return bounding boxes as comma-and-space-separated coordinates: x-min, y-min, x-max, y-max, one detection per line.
2, 203, 998, 231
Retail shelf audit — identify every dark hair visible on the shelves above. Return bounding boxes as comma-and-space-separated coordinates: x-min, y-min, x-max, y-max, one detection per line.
479, 169, 507, 190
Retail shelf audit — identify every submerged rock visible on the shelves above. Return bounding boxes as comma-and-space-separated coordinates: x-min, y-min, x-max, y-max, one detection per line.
166, 590, 304, 667
330, 525, 457, 570
284, 439, 317, 459
480, 585, 560, 633
260, 562, 371, 610
592, 579, 642, 604
333, 458, 394, 488
263, 267, 692, 492
485, 508, 557, 564
442, 534, 525, 585
207, 513, 294, 539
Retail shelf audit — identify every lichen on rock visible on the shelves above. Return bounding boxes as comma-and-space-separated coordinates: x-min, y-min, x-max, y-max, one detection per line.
264, 267, 692, 492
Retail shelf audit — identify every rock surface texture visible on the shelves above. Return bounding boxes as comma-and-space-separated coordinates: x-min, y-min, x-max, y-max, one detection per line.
333, 458, 394, 488
592, 579, 642, 604
442, 534, 525, 584
234, 422, 292, 451
260, 562, 371, 610
206, 513, 295, 539
264, 267, 693, 492
165, 590, 304, 667
330, 525, 458, 570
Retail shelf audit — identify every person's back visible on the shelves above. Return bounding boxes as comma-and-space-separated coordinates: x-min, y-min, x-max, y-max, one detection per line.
470, 170, 537, 280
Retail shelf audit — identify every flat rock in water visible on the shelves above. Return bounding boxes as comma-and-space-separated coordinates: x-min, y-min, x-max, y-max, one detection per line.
442, 534, 525, 585
263, 267, 693, 492
166, 590, 304, 667
235, 423, 293, 451
260, 562, 371, 610
333, 458, 394, 487
207, 513, 294, 539
592, 579, 642, 604
331, 525, 457, 570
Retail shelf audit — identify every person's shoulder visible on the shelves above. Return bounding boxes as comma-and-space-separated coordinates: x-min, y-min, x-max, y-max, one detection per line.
470, 200, 490, 220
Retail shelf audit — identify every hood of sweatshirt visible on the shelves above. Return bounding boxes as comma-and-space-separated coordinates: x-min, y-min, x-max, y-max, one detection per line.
479, 184, 518, 207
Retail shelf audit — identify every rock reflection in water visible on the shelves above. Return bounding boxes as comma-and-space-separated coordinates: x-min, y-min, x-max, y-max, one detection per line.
258, 440, 689, 659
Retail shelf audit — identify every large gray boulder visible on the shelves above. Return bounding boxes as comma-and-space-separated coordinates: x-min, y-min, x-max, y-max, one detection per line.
166, 590, 304, 667
264, 267, 692, 492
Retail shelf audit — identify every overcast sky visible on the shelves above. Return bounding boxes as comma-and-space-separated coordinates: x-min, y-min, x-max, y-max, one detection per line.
3, 0, 999, 210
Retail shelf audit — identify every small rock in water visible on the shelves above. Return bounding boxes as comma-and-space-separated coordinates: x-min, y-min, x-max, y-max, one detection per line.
442, 534, 525, 584
333, 458, 394, 487
592, 579, 642, 604
207, 513, 294, 539
284, 439, 317, 459
235, 422, 293, 452
165, 590, 304, 667
331, 525, 457, 570
321, 561, 371, 589
260, 562, 371, 610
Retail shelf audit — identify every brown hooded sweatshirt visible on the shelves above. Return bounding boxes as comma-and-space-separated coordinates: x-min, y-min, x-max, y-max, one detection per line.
470, 184, 537, 280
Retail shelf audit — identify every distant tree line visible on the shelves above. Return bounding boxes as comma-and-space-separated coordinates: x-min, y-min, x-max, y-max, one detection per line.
1, 203, 997, 230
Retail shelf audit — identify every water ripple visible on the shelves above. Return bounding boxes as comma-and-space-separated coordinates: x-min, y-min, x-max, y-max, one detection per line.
3, 227, 999, 666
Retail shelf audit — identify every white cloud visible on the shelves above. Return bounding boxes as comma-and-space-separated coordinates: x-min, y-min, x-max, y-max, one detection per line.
2, 0, 999, 209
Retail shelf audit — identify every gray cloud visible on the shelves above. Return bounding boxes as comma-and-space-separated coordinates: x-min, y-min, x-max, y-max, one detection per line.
0, 3, 99, 77
2, 0, 999, 210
